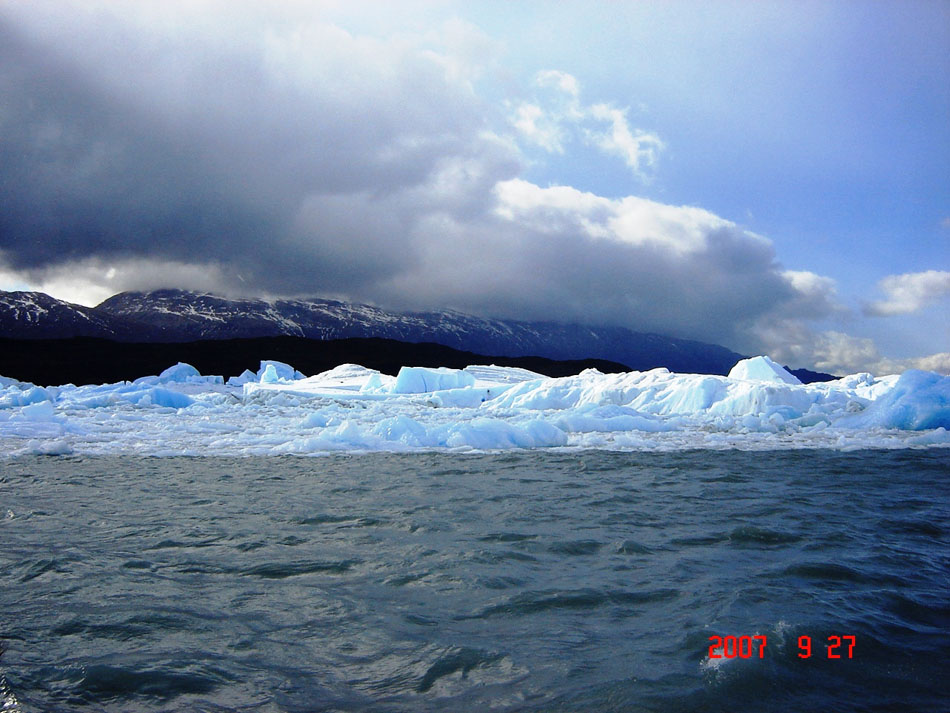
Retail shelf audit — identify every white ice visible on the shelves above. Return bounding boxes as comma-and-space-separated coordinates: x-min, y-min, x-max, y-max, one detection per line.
1, 358, 948, 456
726, 355, 802, 385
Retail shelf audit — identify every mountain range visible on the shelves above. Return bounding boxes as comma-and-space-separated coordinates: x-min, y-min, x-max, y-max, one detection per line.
0, 288, 831, 380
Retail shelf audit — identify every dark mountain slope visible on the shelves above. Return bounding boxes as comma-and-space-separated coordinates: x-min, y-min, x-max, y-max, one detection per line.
96, 289, 745, 374
0, 336, 630, 386
0, 291, 131, 339
2, 287, 849, 379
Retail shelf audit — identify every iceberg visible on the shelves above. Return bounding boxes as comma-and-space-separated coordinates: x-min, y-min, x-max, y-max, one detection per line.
258, 360, 305, 383
839, 370, 950, 431
392, 366, 476, 394
0, 358, 947, 456
156, 362, 202, 383
727, 356, 802, 385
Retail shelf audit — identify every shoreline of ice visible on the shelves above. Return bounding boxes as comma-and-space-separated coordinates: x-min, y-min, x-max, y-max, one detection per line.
1, 356, 948, 456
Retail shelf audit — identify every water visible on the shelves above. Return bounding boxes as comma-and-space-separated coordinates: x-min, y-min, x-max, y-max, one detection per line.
1, 450, 947, 712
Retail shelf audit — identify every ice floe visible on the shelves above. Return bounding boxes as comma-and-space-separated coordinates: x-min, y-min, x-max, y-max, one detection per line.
1, 358, 947, 456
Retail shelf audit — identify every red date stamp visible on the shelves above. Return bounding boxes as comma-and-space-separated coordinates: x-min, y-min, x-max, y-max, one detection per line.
708, 635, 856, 659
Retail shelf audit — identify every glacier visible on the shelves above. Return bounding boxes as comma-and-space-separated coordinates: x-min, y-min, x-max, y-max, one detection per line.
0, 356, 947, 456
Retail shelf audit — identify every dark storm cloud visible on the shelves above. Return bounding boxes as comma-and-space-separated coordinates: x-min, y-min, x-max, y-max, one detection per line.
0, 21, 270, 264
0, 2, 837, 352
0, 5, 512, 294
371, 180, 810, 347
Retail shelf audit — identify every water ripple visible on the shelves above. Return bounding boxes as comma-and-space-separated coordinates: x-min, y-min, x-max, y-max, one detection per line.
0, 450, 946, 712
241, 559, 361, 578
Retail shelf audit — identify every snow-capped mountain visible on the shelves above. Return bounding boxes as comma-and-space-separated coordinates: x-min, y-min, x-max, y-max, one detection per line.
1, 288, 745, 374
0, 290, 142, 339
96, 289, 745, 374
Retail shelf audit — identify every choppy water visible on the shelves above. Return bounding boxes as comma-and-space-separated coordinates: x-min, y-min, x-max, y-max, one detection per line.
1, 450, 948, 712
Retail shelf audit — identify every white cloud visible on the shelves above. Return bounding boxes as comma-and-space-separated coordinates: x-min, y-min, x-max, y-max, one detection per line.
897, 352, 950, 374
753, 319, 950, 376
587, 104, 664, 176
493, 179, 613, 237
0, 0, 517, 296
512, 103, 565, 153
783, 269, 835, 296
493, 179, 746, 254
780, 270, 843, 318
535, 69, 581, 99
511, 71, 664, 179
610, 197, 738, 254
865, 351, 950, 376
372, 178, 813, 348
864, 270, 950, 316
800, 330, 881, 375
0, 255, 239, 306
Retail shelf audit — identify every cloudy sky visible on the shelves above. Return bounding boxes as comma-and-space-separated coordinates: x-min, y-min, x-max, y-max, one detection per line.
1, 0, 947, 375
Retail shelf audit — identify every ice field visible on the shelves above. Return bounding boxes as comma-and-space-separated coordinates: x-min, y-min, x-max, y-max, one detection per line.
1, 356, 948, 456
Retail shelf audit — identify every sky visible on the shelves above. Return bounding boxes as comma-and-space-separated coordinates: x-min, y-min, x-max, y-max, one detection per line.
0, 0, 947, 375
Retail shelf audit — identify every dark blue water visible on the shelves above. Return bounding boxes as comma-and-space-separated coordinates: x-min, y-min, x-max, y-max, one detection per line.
1, 450, 948, 712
